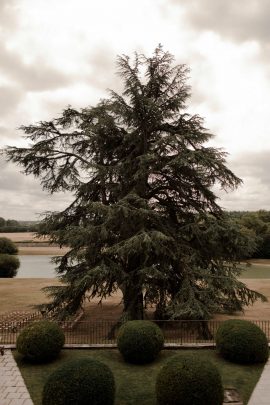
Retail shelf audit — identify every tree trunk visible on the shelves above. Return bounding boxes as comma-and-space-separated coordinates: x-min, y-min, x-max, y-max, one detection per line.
121, 283, 144, 320
107, 283, 144, 340
196, 321, 213, 340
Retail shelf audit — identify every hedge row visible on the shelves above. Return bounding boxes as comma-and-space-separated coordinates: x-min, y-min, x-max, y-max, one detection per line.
16, 319, 269, 405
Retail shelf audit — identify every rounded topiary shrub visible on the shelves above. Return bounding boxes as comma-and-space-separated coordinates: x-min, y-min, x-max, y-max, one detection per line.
156, 354, 224, 405
42, 358, 115, 405
0, 237, 18, 254
216, 319, 269, 364
17, 320, 65, 362
0, 254, 20, 277
117, 320, 164, 364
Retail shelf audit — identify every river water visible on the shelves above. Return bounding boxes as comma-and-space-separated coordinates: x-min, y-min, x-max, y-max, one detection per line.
16, 255, 57, 278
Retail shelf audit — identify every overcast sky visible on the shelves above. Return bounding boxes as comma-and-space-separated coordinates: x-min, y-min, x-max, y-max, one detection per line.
0, 0, 270, 220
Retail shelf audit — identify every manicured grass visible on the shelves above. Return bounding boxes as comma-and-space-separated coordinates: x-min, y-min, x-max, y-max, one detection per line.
239, 264, 270, 279
14, 349, 264, 405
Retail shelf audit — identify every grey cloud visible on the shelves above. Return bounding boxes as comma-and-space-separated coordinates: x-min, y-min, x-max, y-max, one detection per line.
217, 150, 270, 210
0, 158, 73, 220
0, 126, 22, 146
0, 158, 47, 195
0, 0, 17, 30
87, 47, 125, 94
173, 0, 270, 45
229, 151, 270, 185
0, 86, 23, 116
0, 43, 71, 91
189, 79, 222, 112
0, 190, 72, 221
219, 190, 270, 211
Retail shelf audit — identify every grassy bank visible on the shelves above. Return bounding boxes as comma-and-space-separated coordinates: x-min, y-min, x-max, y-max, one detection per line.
0, 232, 68, 255
2, 277, 270, 320
18, 246, 69, 255
0, 278, 60, 314
239, 263, 270, 279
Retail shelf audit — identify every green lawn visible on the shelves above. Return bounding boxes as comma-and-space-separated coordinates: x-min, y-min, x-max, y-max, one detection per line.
239, 264, 270, 278
14, 349, 264, 405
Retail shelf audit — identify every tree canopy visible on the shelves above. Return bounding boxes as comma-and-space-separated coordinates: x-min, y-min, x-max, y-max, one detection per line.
0, 237, 20, 278
4, 46, 265, 320
229, 210, 270, 259
0, 237, 18, 255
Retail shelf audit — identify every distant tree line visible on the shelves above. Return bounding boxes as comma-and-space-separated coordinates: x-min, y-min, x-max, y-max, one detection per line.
0, 217, 39, 233
228, 210, 270, 259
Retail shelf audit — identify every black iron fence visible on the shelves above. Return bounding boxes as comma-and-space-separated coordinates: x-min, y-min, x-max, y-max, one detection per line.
1, 313, 270, 346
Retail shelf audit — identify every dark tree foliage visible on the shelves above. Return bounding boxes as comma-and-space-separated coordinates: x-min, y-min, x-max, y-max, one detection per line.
0, 237, 20, 278
4, 47, 265, 320
0, 254, 20, 277
0, 237, 18, 255
229, 210, 270, 259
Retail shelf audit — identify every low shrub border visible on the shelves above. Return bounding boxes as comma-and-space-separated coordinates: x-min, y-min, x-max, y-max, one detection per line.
216, 319, 269, 364
156, 353, 224, 405
42, 358, 115, 405
117, 320, 164, 364
16, 320, 65, 362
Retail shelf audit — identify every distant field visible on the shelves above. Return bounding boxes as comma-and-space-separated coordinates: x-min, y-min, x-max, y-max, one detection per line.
239, 264, 270, 279
0, 278, 61, 314
18, 246, 69, 255
0, 232, 68, 255
0, 232, 43, 242
1, 278, 270, 320
215, 278, 270, 321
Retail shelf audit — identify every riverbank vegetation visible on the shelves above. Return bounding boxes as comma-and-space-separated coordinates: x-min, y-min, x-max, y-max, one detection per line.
0, 237, 20, 277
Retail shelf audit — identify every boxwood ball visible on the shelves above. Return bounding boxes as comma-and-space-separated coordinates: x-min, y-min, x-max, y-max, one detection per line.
16, 320, 65, 362
216, 319, 269, 364
156, 354, 224, 405
42, 358, 115, 405
117, 320, 164, 364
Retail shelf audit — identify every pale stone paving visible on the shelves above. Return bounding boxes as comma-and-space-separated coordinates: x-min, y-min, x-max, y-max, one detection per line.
0, 349, 33, 405
248, 357, 270, 405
